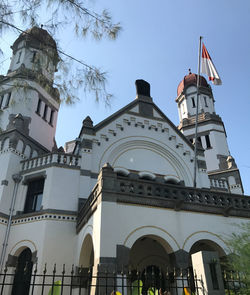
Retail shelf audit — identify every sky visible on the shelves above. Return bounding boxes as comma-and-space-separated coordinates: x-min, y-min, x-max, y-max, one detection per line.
1, 0, 250, 195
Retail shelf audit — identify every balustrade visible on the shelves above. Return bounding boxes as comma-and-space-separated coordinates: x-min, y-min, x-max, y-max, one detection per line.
21, 153, 81, 171
116, 178, 250, 210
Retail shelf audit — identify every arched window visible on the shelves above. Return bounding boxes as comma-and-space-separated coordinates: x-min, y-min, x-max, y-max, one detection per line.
12, 248, 33, 295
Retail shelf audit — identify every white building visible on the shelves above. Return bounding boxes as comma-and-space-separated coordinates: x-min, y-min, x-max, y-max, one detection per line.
0, 27, 249, 294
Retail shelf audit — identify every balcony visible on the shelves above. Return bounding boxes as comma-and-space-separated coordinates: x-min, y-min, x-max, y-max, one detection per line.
77, 165, 250, 232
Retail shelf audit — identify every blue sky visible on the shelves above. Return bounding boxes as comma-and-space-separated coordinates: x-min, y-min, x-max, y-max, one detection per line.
1, 0, 250, 194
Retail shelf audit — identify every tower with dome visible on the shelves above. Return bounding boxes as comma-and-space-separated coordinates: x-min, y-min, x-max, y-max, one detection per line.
176, 71, 243, 194
0, 27, 249, 294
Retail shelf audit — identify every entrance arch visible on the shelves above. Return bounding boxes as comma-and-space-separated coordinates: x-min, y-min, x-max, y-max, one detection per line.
128, 235, 174, 294
11, 248, 33, 295
79, 234, 94, 268
189, 239, 226, 258
129, 235, 173, 271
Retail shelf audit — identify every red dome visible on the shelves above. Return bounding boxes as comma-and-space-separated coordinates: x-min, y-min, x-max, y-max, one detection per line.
177, 73, 209, 96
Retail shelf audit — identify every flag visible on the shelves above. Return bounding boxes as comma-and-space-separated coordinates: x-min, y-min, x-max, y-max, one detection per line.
201, 43, 222, 85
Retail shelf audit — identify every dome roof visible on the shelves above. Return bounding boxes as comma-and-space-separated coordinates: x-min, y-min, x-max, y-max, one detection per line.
177, 72, 210, 96
12, 26, 57, 51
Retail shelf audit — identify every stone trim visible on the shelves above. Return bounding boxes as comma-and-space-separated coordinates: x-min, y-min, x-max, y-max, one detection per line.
91, 99, 195, 151
21, 162, 81, 175
197, 160, 207, 169
22, 171, 47, 185
6, 254, 18, 267
0, 128, 49, 154
0, 209, 77, 225
1, 180, 8, 186
179, 119, 226, 136
98, 257, 117, 272
170, 249, 189, 269
1, 67, 60, 102
12, 211, 77, 226
80, 169, 98, 179
6, 250, 38, 267
76, 170, 250, 233
116, 245, 130, 269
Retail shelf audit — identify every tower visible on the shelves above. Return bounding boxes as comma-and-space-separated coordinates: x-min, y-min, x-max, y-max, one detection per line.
0, 26, 60, 152
0, 27, 60, 216
176, 72, 243, 194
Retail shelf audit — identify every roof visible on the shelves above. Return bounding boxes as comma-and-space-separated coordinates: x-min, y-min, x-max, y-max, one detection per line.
78, 94, 195, 151
12, 26, 57, 53
177, 73, 210, 96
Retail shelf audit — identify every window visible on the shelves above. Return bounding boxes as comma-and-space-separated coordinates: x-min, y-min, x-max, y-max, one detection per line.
24, 179, 44, 213
198, 136, 203, 148
204, 96, 208, 107
205, 134, 211, 148
209, 263, 219, 290
0, 95, 3, 109
36, 98, 42, 115
16, 51, 22, 64
31, 51, 37, 63
4, 92, 11, 108
49, 110, 55, 125
191, 97, 196, 108
43, 105, 48, 120
182, 103, 185, 114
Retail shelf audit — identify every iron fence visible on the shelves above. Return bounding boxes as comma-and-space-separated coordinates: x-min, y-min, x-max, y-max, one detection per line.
0, 264, 204, 295
223, 271, 248, 295
0, 264, 248, 295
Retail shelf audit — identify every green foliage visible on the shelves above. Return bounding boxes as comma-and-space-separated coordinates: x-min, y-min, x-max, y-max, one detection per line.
0, 0, 121, 105
225, 223, 250, 294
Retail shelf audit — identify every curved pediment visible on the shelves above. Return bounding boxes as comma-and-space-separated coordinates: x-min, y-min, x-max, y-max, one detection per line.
99, 138, 193, 186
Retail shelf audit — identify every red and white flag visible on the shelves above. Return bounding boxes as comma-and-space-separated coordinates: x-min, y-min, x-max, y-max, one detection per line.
201, 43, 222, 85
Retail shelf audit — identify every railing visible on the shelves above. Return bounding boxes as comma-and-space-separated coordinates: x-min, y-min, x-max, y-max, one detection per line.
116, 177, 250, 211
77, 173, 250, 232
209, 178, 228, 190
182, 112, 222, 126
223, 271, 248, 295
77, 183, 99, 231
21, 153, 81, 171
0, 265, 204, 295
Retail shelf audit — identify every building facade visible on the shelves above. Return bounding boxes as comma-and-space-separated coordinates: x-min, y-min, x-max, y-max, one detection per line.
0, 27, 249, 294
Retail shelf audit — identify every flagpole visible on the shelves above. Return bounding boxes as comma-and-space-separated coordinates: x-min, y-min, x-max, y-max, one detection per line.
193, 36, 202, 188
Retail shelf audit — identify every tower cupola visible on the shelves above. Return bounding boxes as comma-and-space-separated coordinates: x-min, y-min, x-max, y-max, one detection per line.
176, 72, 243, 195
8, 26, 59, 82
176, 72, 215, 122
0, 27, 60, 152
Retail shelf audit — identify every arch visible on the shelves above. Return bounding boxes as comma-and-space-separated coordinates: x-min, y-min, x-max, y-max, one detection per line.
2, 137, 10, 149
24, 145, 31, 158
11, 248, 33, 295
10, 240, 37, 256
99, 138, 193, 186
123, 226, 180, 253
129, 236, 173, 274
79, 234, 94, 268
189, 239, 226, 257
16, 140, 24, 153
182, 231, 228, 255
31, 150, 38, 158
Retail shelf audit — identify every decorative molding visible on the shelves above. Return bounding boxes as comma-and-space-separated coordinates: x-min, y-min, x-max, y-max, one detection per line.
1, 180, 8, 186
